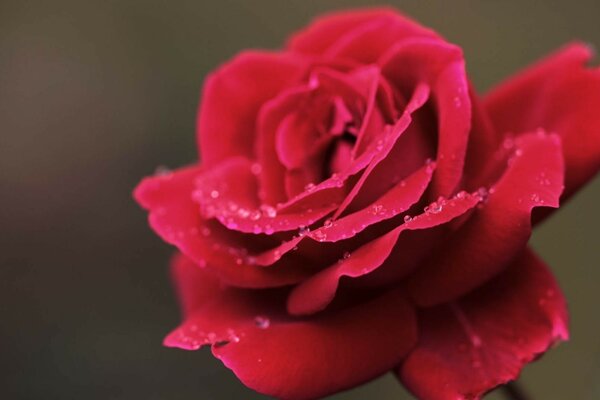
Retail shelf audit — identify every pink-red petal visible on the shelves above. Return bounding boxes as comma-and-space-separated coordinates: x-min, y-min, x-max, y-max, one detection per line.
198, 51, 307, 165
286, 7, 431, 56
406, 131, 564, 306
133, 166, 309, 287
165, 283, 417, 400
399, 248, 568, 400
287, 190, 481, 316
484, 42, 600, 204
381, 38, 471, 197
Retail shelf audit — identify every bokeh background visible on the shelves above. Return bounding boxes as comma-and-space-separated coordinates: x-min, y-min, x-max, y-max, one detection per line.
1, 0, 599, 399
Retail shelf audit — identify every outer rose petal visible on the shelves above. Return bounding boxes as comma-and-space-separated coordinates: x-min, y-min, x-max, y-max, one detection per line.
484, 42, 600, 204
287, 7, 435, 56
399, 248, 569, 400
133, 166, 309, 287
198, 51, 307, 165
170, 252, 222, 318
287, 190, 481, 316
406, 131, 564, 306
194, 157, 338, 234
165, 257, 418, 400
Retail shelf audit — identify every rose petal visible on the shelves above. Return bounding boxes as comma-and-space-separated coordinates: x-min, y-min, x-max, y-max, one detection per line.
165, 280, 417, 400
198, 51, 307, 165
381, 38, 471, 197
308, 161, 435, 243
170, 252, 222, 318
246, 84, 430, 267
462, 84, 500, 190
287, 7, 435, 56
325, 14, 438, 64
406, 131, 564, 306
133, 166, 309, 287
484, 42, 600, 206
192, 157, 338, 234
399, 248, 568, 400
287, 190, 480, 316
332, 82, 430, 219
256, 85, 310, 204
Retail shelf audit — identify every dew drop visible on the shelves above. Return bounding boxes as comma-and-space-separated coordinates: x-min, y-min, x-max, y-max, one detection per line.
323, 218, 333, 228
304, 183, 316, 192
254, 316, 270, 329
403, 215, 412, 223
453, 96, 462, 108
503, 137, 515, 150
312, 230, 327, 242
428, 202, 442, 214
227, 329, 240, 343
260, 205, 277, 218
250, 163, 262, 175
298, 225, 310, 237
455, 191, 467, 199
371, 204, 384, 215
250, 210, 262, 221
210, 190, 220, 199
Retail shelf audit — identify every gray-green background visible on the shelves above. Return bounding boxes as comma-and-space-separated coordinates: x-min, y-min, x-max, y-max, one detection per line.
1, 1, 598, 399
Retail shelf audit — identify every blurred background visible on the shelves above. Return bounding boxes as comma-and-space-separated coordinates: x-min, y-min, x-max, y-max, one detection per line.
1, 0, 599, 399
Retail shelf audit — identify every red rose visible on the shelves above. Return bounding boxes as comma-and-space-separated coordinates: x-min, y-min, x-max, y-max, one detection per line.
134, 7, 600, 400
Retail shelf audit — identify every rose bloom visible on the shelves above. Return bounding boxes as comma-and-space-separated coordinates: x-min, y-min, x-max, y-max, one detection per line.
134, 7, 600, 400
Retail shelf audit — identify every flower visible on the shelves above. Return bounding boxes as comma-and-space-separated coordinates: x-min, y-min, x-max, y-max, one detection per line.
134, 7, 600, 400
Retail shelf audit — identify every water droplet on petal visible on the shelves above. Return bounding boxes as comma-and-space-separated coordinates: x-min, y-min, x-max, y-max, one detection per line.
503, 136, 515, 150
250, 163, 262, 175
304, 183, 316, 192
312, 230, 327, 242
403, 215, 412, 223
254, 316, 270, 329
371, 204, 383, 215
260, 205, 277, 218
323, 218, 333, 228
454, 191, 466, 200
298, 225, 310, 237
210, 190, 220, 199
